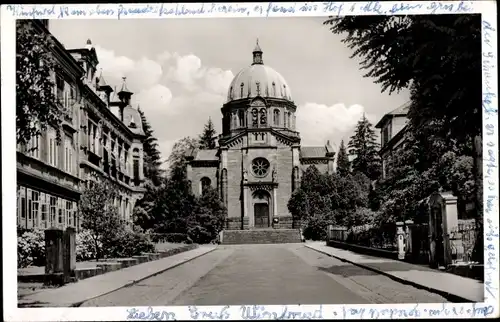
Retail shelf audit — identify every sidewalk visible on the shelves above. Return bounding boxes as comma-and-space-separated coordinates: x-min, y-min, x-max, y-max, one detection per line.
305, 242, 483, 302
18, 245, 217, 307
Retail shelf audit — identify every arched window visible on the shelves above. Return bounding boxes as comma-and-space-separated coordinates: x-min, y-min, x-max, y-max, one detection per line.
133, 148, 140, 186
260, 108, 267, 125
272, 82, 276, 96
284, 111, 288, 128
238, 109, 245, 127
287, 112, 291, 128
201, 177, 211, 195
252, 108, 258, 127
273, 109, 280, 126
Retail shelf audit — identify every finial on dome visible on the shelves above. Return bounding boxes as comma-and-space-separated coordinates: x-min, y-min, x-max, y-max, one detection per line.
252, 39, 263, 65
86, 38, 92, 45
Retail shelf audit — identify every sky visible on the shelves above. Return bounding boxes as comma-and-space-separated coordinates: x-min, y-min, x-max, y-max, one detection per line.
49, 18, 410, 168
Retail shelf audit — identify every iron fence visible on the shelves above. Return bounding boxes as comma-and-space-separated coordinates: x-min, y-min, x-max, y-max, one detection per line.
449, 219, 476, 263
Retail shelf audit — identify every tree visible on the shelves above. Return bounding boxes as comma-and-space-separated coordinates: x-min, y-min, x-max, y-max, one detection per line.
336, 139, 350, 176
199, 117, 217, 149
324, 14, 483, 262
138, 107, 164, 185
80, 179, 123, 260
347, 114, 381, 180
188, 186, 227, 243
167, 137, 199, 178
16, 20, 62, 146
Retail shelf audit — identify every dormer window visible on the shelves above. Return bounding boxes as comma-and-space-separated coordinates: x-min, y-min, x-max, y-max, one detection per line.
240, 82, 244, 98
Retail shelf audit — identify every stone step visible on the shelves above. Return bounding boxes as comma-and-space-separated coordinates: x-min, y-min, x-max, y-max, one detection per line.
221, 229, 302, 245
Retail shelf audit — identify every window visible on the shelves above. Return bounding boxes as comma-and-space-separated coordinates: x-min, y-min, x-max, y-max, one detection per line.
260, 108, 267, 125
56, 74, 64, 104
238, 109, 245, 127
252, 158, 270, 177
284, 111, 288, 128
48, 132, 58, 167
201, 177, 211, 195
133, 148, 140, 186
32, 190, 40, 228
240, 82, 244, 98
64, 137, 73, 174
272, 82, 276, 96
252, 108, 258, 127
20, 187, 26, 219
273, 109, 280, 126
50, 196, 57, 226
382, 124, 391, 146
66, 201, 73, 226
26, 133, 40, 159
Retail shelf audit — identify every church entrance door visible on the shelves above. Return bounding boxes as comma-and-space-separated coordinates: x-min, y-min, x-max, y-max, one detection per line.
254, 203, 269, 228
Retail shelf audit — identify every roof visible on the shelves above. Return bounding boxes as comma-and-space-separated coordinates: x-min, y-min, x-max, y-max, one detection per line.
226, 42, 292, 102
118, 77, 133, 95
300, 146, 327, 158
193, 149, 219, 161
375, 101, 410, 128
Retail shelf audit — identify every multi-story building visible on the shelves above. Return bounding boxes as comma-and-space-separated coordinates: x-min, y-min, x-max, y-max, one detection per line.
16, 20, 146, 231
374, 101, 410, 179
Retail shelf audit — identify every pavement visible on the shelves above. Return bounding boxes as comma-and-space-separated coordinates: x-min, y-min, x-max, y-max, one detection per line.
79, 243, 449, 307
18, 245, 217, 307
305, 241, 484, 303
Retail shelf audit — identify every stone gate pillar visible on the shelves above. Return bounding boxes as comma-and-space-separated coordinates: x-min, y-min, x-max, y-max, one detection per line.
63, 227, 77, 283
45, 228, 64, 285
396, 222, 406, 260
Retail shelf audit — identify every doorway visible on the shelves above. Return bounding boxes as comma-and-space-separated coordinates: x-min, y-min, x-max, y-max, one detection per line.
254, 203, 270, 228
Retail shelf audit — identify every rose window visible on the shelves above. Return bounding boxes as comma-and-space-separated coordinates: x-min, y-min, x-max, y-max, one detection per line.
252, 158, 270, 177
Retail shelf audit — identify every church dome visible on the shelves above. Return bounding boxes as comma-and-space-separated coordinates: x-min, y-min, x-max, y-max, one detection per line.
226, 40, 292, 103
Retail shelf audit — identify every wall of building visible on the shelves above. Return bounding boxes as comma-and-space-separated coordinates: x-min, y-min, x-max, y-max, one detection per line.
16, 24, 145, 231
189, 164, 219, 197
226, 149, 243, 219
391, 116, 408, 140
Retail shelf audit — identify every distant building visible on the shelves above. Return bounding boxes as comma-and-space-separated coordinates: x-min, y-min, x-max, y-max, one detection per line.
374, 102, 410, 179
186, 41, 335, 230
16, 20, 146, 231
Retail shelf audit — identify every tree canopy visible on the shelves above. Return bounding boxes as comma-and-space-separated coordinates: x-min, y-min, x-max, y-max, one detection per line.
347, 114, 381, 180
336, 139, 350, 176
199, 117, 217, 150
325, 14, 483, 261
138, 107, 164, 185
16, 20, 62, 146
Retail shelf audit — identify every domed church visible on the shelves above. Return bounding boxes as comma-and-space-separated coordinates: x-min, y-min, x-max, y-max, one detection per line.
187, 41, 336, 231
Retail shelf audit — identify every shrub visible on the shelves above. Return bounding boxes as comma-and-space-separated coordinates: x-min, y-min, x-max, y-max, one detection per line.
104, 228, 155, 258
302, 216, 329, 241
76, 230, 101, 261
149, 232, 189, 243
17, 229, 45, 268
187, 225, 213, 244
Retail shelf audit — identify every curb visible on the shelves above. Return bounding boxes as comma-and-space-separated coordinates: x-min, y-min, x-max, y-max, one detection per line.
305, 244, 474, 303
67, 246, 217, 307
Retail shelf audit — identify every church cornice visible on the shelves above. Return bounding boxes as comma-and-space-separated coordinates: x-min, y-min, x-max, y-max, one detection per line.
300, 158, 331, 165
243, 181, 278, 191
190, 160, 220, 167
222, 97, 297, 112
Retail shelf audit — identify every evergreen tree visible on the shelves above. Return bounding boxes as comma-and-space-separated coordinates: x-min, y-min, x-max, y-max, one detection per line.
336, 139, 350, 176
138, 107, 164, 185
199, 117, 217, 149
347, 114, 381, 180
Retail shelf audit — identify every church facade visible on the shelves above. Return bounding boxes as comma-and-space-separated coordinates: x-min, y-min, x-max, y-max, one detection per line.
187, 42, 335, 230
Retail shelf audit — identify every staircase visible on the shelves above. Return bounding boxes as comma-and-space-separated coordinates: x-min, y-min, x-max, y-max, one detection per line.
221, 229, 303, 245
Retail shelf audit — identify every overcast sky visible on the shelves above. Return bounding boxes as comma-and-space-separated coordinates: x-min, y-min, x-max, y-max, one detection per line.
49, 18, 409, 167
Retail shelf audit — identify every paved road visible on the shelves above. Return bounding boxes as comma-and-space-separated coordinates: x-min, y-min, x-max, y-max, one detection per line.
81, 244, 448, 306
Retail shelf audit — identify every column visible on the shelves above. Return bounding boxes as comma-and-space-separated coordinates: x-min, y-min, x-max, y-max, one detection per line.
273, 187, 278, 218
243, 186, 250, 229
